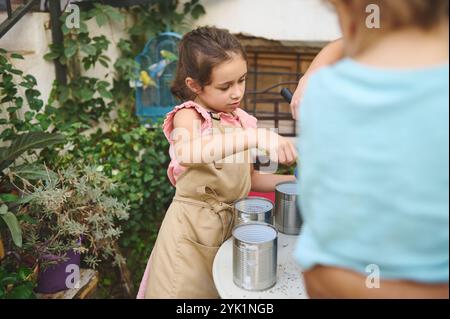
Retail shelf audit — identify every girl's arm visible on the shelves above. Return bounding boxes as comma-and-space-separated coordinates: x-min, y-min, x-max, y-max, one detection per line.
250, 165, 296, 193
172, 108, 297, 166
291, 38, 345, 119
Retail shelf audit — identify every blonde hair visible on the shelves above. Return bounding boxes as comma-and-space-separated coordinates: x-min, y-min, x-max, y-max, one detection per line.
334, 0, 448, 31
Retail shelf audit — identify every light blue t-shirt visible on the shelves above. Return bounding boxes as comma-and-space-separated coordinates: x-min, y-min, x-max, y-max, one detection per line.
294, 58, 449, 283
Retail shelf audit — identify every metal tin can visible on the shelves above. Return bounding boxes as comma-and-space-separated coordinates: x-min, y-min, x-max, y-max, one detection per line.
275, 181, 302, 235
232, 223, 278, 291
234, 196, 274, 226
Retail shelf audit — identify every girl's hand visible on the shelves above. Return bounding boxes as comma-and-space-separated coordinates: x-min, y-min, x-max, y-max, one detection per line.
290, 38, 345, 120
290, 76, 308, 120
257, 129, 297, 166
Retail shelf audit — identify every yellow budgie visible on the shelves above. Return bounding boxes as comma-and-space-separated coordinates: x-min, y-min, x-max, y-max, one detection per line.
140, 70, 156, 89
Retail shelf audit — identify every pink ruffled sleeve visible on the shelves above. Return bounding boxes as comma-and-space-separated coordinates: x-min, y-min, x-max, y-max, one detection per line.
162, 101, 212, 141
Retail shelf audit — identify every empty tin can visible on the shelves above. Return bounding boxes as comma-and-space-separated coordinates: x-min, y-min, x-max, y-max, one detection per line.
233, 223, 278, 291
275, 181, 302, 235
234, 197, 273, 226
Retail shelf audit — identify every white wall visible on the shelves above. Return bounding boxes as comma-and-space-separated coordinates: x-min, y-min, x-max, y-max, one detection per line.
0, 13, 55, 104
0, 12, 128, 117
194, 0, 342, 42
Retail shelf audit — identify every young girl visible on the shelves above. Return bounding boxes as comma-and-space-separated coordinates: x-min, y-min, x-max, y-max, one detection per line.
137, 26, 297, 299
294, 0, 449, 298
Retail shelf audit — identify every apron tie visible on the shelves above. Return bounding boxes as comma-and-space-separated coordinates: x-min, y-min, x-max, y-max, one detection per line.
197, 186, 235, 243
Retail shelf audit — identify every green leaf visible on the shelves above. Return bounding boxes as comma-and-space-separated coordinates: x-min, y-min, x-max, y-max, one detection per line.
105, 8, 124, 22
58, 86, 69, 103
62, 23, 71, 35
81, 44, 96, 56
15, 97, 23, 108
11, 164, 58, 182
18, 267, 32, 281
64, 40, 78, 59
191, 5, 206, 20
191, 4, 206, 20
25, 111, 35, 122
183, 2, 191, 14
0, 276, 17, 287
99, 59, 109, 68
95, 13, 108, 27
6, 284, 35, 299
99, 88, 113, 100
44, 52, 60, 61
0, 194, 18, 203
10, 53, 24, 60
17, 213, 37, 223
0, 132, 65, 172
9, 69, 23, 75
79, 87, 94, 102
0, 205, 22, 247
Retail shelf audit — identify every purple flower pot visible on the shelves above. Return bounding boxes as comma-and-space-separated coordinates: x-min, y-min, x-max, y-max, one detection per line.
36, 250, 81, 294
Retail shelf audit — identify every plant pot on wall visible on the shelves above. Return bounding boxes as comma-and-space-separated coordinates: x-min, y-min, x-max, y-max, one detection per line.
35, 250, 81, 294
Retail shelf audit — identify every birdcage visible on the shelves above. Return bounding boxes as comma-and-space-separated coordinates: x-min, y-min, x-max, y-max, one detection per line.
135, 32, 181, 125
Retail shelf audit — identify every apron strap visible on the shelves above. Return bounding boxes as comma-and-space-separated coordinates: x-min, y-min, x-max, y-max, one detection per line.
208, 112, 224, 170
173, 186, 235, 242
207, 111, 243, 170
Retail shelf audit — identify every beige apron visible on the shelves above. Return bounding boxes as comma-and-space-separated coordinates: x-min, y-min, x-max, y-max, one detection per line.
144, 112, 252, 299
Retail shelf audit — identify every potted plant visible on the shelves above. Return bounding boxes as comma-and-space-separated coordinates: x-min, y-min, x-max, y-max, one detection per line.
0, 131, 66, 249
13, 164, 130, 294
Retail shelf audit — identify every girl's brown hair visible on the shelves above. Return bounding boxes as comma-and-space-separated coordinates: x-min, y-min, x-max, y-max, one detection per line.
171, 26, 247, 102
334, 0, 448, 31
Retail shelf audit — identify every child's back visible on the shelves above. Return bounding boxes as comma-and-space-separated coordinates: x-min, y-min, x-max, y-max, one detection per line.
296, 59, 449, 282
294, 0, 449, 296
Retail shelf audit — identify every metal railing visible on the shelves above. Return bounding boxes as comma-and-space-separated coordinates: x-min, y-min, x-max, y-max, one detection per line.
0, 0, 40, 38
244, 76, 301, 137
0, 0, 67, 84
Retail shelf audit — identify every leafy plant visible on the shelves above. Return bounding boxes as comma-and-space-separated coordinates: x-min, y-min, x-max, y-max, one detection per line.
15, 165, 130, 270
1, 50, 66, 249
0, 258, 36, 299
43, 4, 125, 129
13, 167, 128, 268
0, 50, 53, 140
41, 107, 173, 290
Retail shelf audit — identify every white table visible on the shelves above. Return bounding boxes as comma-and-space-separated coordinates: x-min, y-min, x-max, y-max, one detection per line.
213, 232, 309, 299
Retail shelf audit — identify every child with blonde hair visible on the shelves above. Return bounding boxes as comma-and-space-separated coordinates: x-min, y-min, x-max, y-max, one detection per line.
294, 0, 449, 298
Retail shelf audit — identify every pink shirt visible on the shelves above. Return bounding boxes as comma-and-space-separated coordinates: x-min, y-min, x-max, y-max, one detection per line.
162, 101, 258, 186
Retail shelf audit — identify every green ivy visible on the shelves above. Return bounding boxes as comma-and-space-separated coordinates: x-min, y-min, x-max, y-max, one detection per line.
0, 50, 51, 141
0, 257, 36, 299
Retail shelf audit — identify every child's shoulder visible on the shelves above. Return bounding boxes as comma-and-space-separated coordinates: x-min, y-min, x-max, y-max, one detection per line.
162, 101, 212, 140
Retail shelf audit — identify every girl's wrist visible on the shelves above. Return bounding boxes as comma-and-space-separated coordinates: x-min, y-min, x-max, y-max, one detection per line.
247, 128, 261, 149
